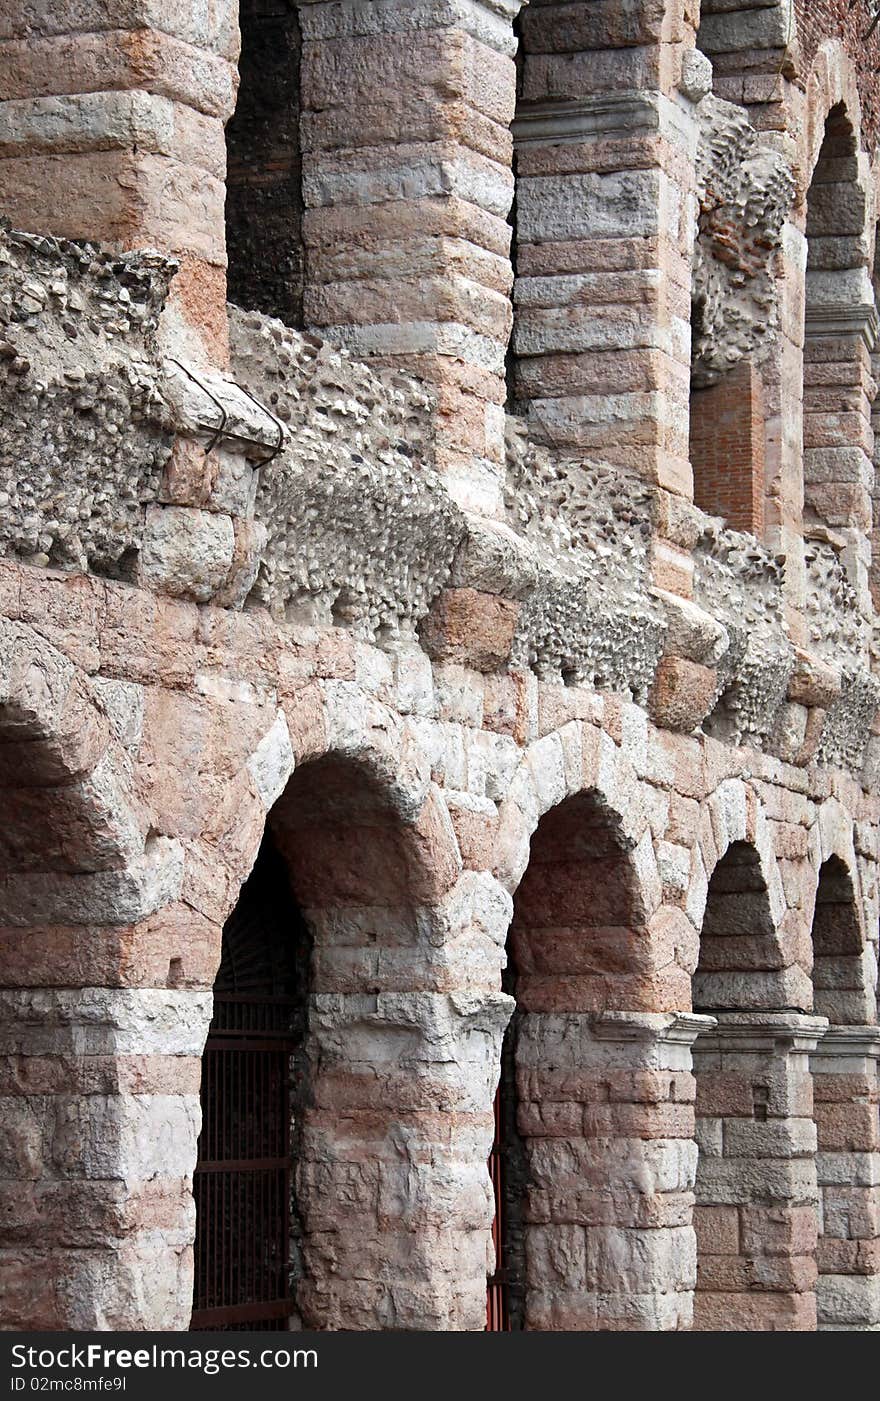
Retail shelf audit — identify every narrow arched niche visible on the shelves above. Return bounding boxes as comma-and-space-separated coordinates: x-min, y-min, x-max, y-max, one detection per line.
495, 790, 693, 1331
811, 855, 868, 1027
510, 791, 649, 1017
194, 753, 482, 1332
803, 104, 875, 551
809, 854, 878, 1331
693, 841, 784, 1013
692, 839, 821, 1331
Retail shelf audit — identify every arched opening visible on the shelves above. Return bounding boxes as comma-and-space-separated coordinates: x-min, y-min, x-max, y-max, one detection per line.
487, 946, 526, 1333
497, 790, 697, 1331
192, 832, 308, 1330
225, 0, 305, 325
811, 857, 866, 1026
808, 855, 879, 1331
693, 841, 782, 1014
692, 841, 821, 1331
192, 753, 485, 1331
0, 632, 211, 1331
803, 104, 875, 608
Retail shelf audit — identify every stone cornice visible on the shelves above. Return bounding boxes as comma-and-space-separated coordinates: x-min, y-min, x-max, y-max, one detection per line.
804, 301, 880, 351
694, 1011, 829, 1053
591, 1011, 716, 1045
811, 1024, 880, 1061
512, 92, 661, 145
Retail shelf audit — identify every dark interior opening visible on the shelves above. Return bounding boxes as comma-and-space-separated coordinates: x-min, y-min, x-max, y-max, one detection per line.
225, 0, 305, 325
191, 831, 311, 1330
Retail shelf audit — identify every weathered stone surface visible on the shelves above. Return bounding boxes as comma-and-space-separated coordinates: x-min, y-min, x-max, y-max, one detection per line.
0, 0, 877, 1344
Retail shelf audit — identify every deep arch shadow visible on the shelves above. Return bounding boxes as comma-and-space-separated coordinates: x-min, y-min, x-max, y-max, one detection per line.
195, 750, 486, 1332
495, 788, 694, 1332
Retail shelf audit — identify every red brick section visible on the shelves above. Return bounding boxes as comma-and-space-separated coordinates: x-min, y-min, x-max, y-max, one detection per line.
795, 0, 880, 150
690, 361, 766, 534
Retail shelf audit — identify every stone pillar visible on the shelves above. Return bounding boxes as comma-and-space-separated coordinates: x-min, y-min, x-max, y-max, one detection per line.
511, 0, 700, 596
0, 981, 212, 1330
297, 0, 523, 517
0, 0, 238, 361
692, 1011, 827, 1330
811, 1025, 880, 1331
297, 988, 511, 1331
802, 110, 877, 639
769, 210, 809, 645
803, 291, 878, 636
516, 1010, 712, 1331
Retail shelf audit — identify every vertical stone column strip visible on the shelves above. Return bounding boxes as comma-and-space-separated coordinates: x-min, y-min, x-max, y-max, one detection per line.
516, 1010, 712, 1331
297, 0, 524, 518
803, 118, 877, 635
693, 1011, 828, 1330
811, 1025, 880, 1331
0, 2, 239, 362
511, 0, 700, 596
299, 987, 512, 1331
0, 982, 213, 1329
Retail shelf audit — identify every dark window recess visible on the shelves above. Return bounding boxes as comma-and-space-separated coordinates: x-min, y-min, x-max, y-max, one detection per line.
225, 0, 305, 326
191, 834, 310, 1331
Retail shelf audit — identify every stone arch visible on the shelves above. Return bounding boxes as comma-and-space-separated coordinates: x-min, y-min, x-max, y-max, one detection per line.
690, 786, 824, 1331
488, 724, 699, 1332
0, 622, 207, 1332
191, 683, 511, 1332
492, 722, 651, 899
800, 47, 877, 620
802, 41, 868, 201
806, 800, 880, 1331
806, 796, 875, 1021
693, 839, 784, 1013
809, 855, 870, 1028
687, 780, 789, 994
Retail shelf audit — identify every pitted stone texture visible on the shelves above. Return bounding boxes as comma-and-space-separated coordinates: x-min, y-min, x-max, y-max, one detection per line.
504, 418, 665, 701
0, 226, 173, 573
691, 94, 795, 387
805, 534, 867, 667
694, 516, 794, 748
230, 307, 466, 640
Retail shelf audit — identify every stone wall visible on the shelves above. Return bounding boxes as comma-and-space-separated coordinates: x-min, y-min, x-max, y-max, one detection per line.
0, 0, 878, 1336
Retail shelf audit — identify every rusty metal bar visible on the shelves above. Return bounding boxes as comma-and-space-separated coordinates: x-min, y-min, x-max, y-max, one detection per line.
486, 1082, 510, 1331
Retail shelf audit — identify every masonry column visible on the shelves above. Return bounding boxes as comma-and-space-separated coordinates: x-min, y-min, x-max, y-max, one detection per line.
511, 0, 700, 596
517, 1011, 712, 1331
693, 1012, 827, 1330
0, 1, 238, 361
811, 1025, 880, 1331
297, 0, 523, 517
0, 923, 216, 1329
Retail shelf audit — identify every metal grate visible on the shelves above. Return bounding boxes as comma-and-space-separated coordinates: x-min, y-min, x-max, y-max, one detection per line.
192, 835, 307, 1332
191, 995, 298, 1330
486, 1082, 510, 1332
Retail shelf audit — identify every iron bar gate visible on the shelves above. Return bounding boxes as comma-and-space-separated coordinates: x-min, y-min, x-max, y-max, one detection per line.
191, 835, 307, 1333
486, 1082, 510, 1331
191, 994, 298, 1330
